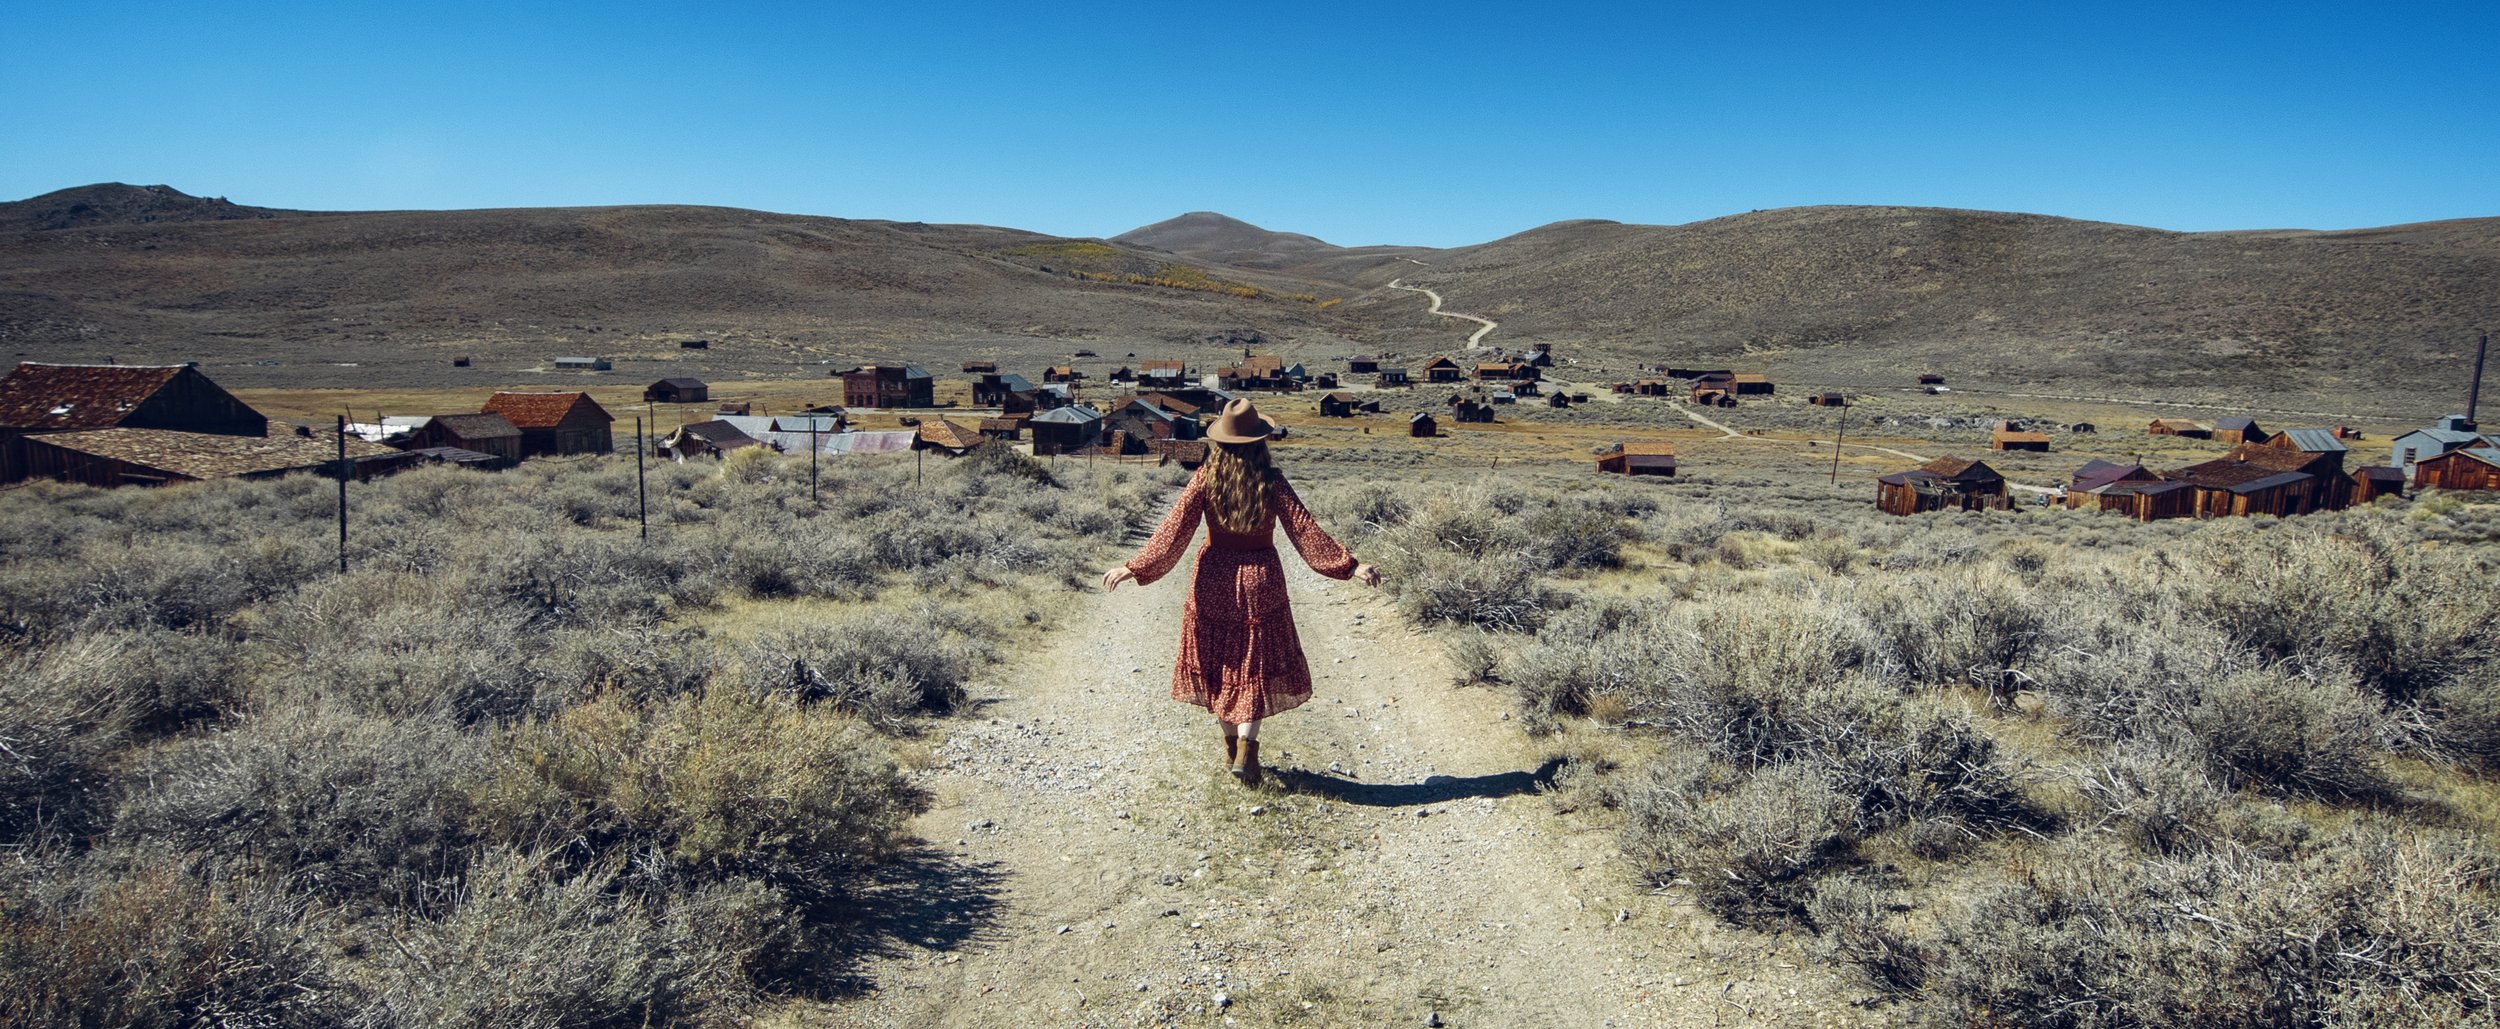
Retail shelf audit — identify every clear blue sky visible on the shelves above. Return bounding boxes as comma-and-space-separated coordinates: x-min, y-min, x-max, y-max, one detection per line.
5, 0, 2493, 247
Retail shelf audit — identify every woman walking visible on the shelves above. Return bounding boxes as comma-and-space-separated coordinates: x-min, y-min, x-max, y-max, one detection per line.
1102, 398, 1380, 785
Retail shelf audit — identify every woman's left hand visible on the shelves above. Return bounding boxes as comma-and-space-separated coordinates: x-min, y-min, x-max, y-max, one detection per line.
1353, 563, 1381, 587
1102, 566, 1136, 592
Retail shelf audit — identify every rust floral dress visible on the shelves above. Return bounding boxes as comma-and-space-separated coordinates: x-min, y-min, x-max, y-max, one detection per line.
1123, 467, 1357, 723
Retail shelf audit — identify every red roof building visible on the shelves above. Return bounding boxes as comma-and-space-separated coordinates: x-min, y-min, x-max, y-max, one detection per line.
481, 392, 614, 457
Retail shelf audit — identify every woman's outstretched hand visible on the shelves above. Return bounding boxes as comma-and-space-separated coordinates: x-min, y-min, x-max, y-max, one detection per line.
1353, 563, 1381, 587
1102, 566, 1136, 592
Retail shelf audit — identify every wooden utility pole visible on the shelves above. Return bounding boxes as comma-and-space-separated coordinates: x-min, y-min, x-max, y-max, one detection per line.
809, 418, 820, 503
635, 417, 649, 541
1829, 399, 1850, 485
334, 415, 349, 573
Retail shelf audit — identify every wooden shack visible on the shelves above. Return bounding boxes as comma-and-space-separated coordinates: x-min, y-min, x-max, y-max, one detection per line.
1452, 400, 1495, 424
961, 360, 998, 374
2210, 417, 2268, 446
0, 361, 270, 484
1876, 456, 2011, 515
914, 417, 984, 456
644, 377, 708, 404
2225, 442, 2352, 510
1730, 373, 1774, 395
2073, 479, 2194, 521
1422, 357, 1463, 384
1808, 392, 1847, 407
1409, 412, 1438, 438
1547, 393, 1572, 409
658, 420, 760, 460
1992, 420, 2052, 451
1376, 368, 1411, 387
1348, 355, 1380, 374
1029, 405, 1104, 455
2413, 447, 2500, 491
2148, 418, 2209, 439
1598, 442, 1676, 477
2354, 464, 2406, 503
2066, 459, 2158, 498
1317, 392, 1361, 418
405, 413, 522, 466
2165, 456, 2316, 517
1918, 373, 1945, 386
553, 357, 612, 372
480, 392, 614, 457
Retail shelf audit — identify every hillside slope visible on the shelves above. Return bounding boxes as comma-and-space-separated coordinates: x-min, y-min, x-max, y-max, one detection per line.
0, 190, 1361, 385
1356, 207, 2500, 401
1114, 211, 1438, 287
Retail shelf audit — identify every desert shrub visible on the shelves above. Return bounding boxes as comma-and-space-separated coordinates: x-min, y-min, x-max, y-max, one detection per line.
111, 705, 487, 911
1501, 595, 1670, 731
2183, 665, 2388, 799
27, 627, 245, 734
1521, 496, 1635, 570
734, 603, 992, 728
1807, 876, 1928, 996
2427, 664, 2500, 769
1613, 756, 1857, 924
1626, 585, 1886, 763
1785, 681, 2039, 835
356, 849, 786, 1029
531, 624, 716, 710
1911, 825, 2500, 1028
0, 859, 343, 1029
1314, 480, 1413, 535
1442, 627, 1501, 687
249, 571, 542, 721
468, 687, 924, 896
0, 650, 125, 846
2186, 519, 2493, 703
1385, 547, 1555, 632
2064, 743, 2234, 856
1855, 565, 2045, 688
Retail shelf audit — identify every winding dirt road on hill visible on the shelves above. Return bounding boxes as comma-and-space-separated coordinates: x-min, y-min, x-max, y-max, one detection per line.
812, 540, 1870, 1028
1388, 280, 1501, 350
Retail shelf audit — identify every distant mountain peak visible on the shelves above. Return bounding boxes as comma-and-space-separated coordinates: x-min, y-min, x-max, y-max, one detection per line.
1113, 212, 1338, 254
0, 182, 296, 232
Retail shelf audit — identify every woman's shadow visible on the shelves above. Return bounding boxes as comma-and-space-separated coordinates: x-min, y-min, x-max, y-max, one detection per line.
1269, 757, 1566, 807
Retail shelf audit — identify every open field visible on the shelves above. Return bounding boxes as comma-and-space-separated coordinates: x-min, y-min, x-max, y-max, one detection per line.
11, 367, 2500, 1025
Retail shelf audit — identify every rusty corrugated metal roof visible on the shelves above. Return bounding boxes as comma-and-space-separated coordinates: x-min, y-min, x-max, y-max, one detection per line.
426, 413, 520, 439
915, 417, 983, 450
31, 424, 400, 480
0, 362, 189, 430
483, 391, 608, 429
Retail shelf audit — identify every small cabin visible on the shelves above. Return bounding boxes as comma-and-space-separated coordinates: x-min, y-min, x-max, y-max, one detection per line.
2210, 417, 2268, 446
1409, 412, 1438, 438
2148, 418, 2210, 439
1423, 358, 1463, 383
1376, 368, 1410, 387
679, 339, 711, 350
644, 377, 708, 404
1348, 355, 1380, 374
1808, 392, 1847, 407
2413, 447, 2500, 492
553, 357, 612, 372
1917, 373, 1945, 386
1877, 456, 2011, 516
1317, 392, 1361, 418
961, 360, 998, 374
1598, 442, 1676, 477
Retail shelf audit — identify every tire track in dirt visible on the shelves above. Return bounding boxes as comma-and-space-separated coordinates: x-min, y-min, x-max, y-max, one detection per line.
811, 534, 1872, 1027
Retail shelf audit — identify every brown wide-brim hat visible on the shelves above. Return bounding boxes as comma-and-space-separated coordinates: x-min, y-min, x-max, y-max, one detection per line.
1204, 397, 1277, 444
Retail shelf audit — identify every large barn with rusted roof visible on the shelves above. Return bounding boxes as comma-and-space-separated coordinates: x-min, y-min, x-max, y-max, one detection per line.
0, 362, 268, 483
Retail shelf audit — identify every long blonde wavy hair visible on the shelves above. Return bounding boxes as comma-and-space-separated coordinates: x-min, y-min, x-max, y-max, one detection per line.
1205, 439, 1277, 533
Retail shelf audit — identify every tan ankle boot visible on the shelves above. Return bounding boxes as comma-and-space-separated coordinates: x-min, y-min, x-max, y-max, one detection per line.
1220, 729, 1238, 766
1230, 738, 1261, 787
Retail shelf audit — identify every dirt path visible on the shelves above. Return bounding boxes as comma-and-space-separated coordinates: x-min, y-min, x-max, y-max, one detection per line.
808, 537, 1870, 1027
1387, 279, 1500, 350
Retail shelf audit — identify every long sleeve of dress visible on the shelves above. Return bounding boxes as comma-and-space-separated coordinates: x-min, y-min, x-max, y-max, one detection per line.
1273, 477, 1358, 580
1123, 473, 1206, 586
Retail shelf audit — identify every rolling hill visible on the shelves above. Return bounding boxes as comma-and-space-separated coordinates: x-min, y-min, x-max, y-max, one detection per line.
3, 184, 2494, 411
